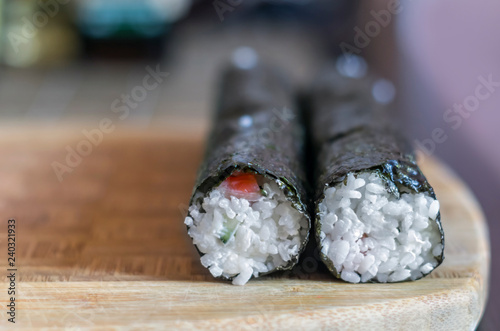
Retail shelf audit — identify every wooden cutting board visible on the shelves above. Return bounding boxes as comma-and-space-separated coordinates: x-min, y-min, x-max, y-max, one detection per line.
0, 126, 489, 330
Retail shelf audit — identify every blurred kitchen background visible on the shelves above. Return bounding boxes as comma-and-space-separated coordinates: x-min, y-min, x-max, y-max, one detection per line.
0, 0, 498, 329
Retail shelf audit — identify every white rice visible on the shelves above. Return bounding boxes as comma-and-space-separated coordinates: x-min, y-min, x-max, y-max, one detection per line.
185, 178, 309, 285
318, 171, 442, 283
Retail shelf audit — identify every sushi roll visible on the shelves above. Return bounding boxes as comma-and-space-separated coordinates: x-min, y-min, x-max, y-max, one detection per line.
184, 54, 311, 286
307, 62, 445, 283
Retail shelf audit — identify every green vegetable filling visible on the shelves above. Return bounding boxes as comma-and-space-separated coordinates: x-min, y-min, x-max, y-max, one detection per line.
219, 216, 240, 244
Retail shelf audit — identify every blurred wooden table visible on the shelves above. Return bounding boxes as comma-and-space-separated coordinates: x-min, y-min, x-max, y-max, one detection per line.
0, 126, 489, 330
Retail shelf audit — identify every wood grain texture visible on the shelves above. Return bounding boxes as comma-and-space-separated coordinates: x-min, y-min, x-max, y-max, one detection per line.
0, 126, 490, 330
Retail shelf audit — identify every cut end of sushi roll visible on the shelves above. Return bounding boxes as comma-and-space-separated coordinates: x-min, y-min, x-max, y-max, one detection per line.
318, 171, 443, 283
185, 172, 309, 285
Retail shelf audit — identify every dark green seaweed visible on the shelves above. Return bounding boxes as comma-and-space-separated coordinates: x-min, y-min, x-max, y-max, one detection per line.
187, 63, 311, 281
307, 68, 445, 281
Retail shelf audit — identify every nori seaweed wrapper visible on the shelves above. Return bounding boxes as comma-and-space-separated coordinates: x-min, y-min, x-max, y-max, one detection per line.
187, 62, 311, 280
307, 67, 445, 281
